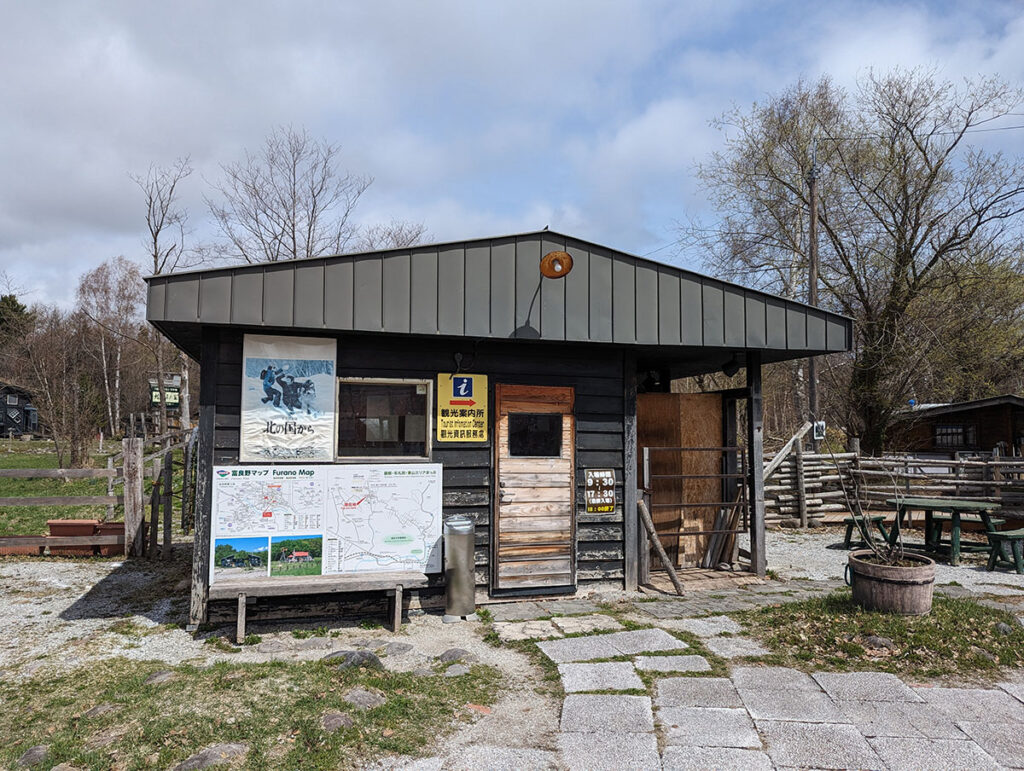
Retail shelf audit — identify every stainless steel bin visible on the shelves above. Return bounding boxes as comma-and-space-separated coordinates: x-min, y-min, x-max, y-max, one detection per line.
444, 515, 476, 619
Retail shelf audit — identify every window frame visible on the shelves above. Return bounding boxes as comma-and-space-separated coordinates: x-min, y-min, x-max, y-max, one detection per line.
6, 395, 17, 406
507, 412, 565, 458
335, 377, 433, 462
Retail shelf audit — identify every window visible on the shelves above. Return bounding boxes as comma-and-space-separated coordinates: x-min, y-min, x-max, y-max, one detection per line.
5, 395, 16, 406
935, 423, 976, 448
508, 413, 563, 457
337, 379, 430, 458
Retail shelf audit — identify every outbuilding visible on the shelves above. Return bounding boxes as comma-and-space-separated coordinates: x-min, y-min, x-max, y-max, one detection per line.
145, 230, 851, 627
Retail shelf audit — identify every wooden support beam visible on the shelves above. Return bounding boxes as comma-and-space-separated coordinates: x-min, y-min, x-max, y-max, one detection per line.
638, 500, 684, 595
162, 451, 173, 561
623, 354, 639, 592
236, 593, 247, 645
122, 437, 144, 557
746, 352, 766, 578
189, 327, 217, 629
391, 585, 403, 632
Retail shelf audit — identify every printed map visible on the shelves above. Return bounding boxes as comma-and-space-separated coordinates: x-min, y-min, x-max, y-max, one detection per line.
213, 472, 323, 534
323, 465, 442, 574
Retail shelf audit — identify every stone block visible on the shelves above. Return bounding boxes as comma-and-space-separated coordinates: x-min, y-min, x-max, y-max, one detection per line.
915, 686, 1024, 722
558, 662, 644, 693
634, 655, 710, 672
837, 700, 965, 740
539, 599, 601, 616
671, 615, 744, 637
559, 694, 654, 733
758, 720, 881, 769
814, 671, 922, 702
661, 746, 772, 771
494, 620, 562, 642
550, 614, 623, 635
738, 688, 844, 722
657, 706, 759, 748
702, 636, 769, 658
730, 666, 819, 691
957, 721, 1024, 766
446, 745, 559, 770
488, 601, 548, 622
868, 737, 999, 771
655, 677, 742, 708
557, 732, 659, 771
536, 635, 619, 664
602, 628, 686, 655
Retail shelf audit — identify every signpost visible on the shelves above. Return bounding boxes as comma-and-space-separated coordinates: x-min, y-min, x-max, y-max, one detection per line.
436, 374, 488, 442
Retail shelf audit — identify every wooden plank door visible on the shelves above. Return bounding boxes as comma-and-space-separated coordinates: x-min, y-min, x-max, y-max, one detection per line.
494, 384, 575, 591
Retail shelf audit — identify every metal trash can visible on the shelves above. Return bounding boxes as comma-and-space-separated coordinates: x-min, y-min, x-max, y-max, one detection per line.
443, 515, 476, 621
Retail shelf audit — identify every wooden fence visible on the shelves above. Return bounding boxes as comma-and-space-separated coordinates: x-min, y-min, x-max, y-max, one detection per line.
0, 428, 198, 557
764, 439, 1024, 526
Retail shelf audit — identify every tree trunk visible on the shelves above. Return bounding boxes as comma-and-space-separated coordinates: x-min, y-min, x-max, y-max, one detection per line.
179, 350, 192, 430
114, 340, 122, 435
156, 338, 168, 435
99, 333, 114, 436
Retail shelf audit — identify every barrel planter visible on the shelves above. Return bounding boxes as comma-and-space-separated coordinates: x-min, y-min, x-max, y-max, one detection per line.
846, 549, 935, 615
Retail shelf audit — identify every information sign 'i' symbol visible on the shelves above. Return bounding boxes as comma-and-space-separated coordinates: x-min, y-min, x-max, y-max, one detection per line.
453, 377, 473, 397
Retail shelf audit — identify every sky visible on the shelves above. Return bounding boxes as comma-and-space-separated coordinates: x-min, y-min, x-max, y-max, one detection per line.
2, 0, 1024, 307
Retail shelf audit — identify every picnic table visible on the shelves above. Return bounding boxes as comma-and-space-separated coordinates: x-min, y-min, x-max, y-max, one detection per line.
885, 497, 1003, 566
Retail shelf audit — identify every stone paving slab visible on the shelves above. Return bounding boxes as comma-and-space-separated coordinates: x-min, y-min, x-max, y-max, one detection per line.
493, 620, 562, 642
837, 699, 966, 740
556, 732, 660, 771
488, 602, 548, 622
999, 680, 1024, 705
757, 719, 882, 770
957, 721, 1024, 767
559, 694, 654, 733
634, 654, 710, 672
443, 746, 559, 770
558, 662, 644, 693
738, 687, 845, 722
915, 686, 1024, 723
702, 636, 770, 658
868, 737, 999, 771
667, 615, 744, 637
602, 628, 687, 655
661, 746, 773, 771
536, 635, 620, 664
635, 602, 698, 619
657, 706, 760, 748
550, 614, 623, 635
731, 665, 821, 691
539, 599, 601, 616
814, 671, 922, 702
655, 677, 743, 708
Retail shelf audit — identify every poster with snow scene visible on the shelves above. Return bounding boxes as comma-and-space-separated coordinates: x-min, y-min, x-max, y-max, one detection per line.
239, 335, 337, 462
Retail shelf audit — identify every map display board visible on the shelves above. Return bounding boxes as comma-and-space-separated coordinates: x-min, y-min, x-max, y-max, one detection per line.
210, 463, 442, 585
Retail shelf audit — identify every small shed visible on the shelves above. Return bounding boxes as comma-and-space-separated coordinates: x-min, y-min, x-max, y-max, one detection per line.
145, 230, 852, 625
893, 395, 1024, 456
0, 381, 38, 437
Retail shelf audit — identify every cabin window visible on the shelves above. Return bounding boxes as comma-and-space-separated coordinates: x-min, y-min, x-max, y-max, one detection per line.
935, 423, 976, 448
508, 413, 563, 457
337, 379, 431, 459
5, 395, 16, 406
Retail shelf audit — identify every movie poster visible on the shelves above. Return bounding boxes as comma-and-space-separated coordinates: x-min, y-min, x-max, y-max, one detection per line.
239, 335, 337, 462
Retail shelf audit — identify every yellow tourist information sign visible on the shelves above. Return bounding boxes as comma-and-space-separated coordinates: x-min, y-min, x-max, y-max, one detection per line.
437, 374, 488, 442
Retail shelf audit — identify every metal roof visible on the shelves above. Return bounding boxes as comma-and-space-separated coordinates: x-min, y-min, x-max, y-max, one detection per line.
145, 229, 852, 362
905, 394, 1024, 418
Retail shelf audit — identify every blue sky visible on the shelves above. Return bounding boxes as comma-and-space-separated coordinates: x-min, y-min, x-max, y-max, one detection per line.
2, 1, 1023, 306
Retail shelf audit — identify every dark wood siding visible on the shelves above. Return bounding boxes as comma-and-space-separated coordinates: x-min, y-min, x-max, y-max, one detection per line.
206, 329, 627, 593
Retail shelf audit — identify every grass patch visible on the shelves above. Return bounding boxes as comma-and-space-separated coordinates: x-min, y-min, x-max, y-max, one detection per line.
0, 657, 501, 770
737, 588, 1024, 679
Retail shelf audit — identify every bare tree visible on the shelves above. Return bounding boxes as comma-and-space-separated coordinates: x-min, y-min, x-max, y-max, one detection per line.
206, 126, 372, 264
357, 218, 429, 251
132, 157, 195, 434
687, 69, 1024, 452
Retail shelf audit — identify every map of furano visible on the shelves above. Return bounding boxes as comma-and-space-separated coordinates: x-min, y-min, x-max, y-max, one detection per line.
210, 464, 442, 582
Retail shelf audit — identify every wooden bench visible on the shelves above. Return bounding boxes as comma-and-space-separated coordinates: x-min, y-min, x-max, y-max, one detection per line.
987, 529, 1024, 575
207, 571, 430, 644
843, 515, 890, 549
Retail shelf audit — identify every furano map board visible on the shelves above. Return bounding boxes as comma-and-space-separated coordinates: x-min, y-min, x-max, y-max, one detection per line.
210, 464, 442, 584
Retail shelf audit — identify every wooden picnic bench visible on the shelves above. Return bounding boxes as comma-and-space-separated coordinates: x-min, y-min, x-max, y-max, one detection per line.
886, 497, 1003, 566
208, 571, 430, 644
987, 529, 1024, 575
842, 515, 891, 549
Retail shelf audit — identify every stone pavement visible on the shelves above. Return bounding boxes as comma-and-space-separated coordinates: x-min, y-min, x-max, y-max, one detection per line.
483, 582, 1024, 769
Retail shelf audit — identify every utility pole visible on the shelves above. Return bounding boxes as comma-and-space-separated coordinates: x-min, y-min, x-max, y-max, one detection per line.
807, 139, 820, 452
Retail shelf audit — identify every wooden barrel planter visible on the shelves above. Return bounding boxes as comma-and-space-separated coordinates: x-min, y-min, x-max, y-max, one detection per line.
845, 549, 935, 615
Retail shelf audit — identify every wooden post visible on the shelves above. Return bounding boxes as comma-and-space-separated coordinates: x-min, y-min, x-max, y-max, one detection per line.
149, 459, 160, 560
991, 447, 1001, 501
189, 328, 217, 629
162, 451, 173, 560
639, 490, 651, 586
623, 355, 639, 592
105, 456, 115, 523
746, 352, 767, 578
638, 500, 684, 595
181, 430, 193, 532
122, 438, 144, 557
794, 439, 808, 528
390, 585, 403, 632
236, 593, 247, 644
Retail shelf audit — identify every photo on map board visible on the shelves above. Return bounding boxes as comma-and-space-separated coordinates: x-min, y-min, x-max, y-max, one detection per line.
240, 335, 336, 461
212, 536, 270, 582
270, 534, 323, 577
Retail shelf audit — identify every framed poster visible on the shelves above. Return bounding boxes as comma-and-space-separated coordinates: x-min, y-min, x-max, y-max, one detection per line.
240, 334, 337, 462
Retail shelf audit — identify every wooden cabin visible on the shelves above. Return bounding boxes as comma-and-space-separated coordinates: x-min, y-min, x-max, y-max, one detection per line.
893, 395, 1024, 457
145, 230, 851, 626
0, 381, 38, 437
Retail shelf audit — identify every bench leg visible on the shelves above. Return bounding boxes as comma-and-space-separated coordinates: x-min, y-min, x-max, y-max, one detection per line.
389, 584, 403, 633
951, 512, 961, 566
236, 593, 246, 645
1014, 541, 1024, 575
875, 520, 890, 544
844, 523, 854, 549
987, 542, 1000, 572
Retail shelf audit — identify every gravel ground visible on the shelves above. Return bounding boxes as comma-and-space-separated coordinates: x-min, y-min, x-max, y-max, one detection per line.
744, 528, 1024, 596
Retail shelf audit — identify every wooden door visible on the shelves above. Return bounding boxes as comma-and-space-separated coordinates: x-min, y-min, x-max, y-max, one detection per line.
494, 385, 575, 591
